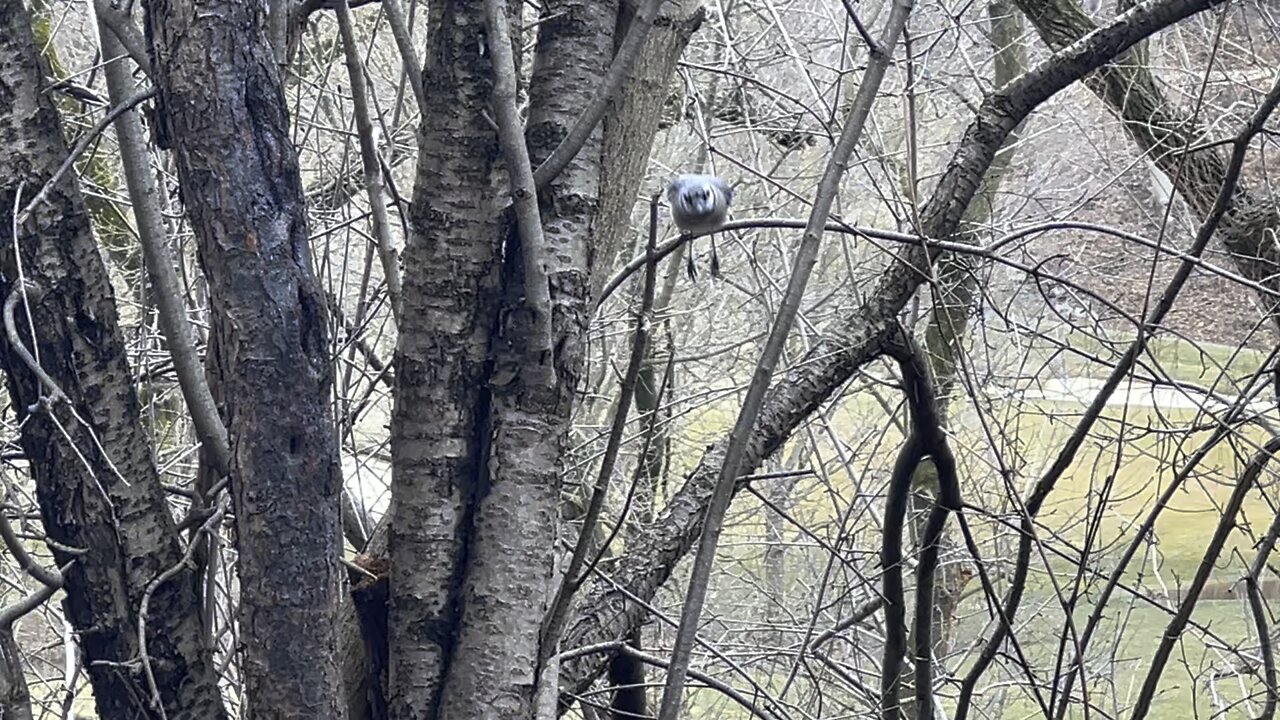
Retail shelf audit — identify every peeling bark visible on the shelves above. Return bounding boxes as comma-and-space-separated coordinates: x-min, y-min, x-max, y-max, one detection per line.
0, 3, 224, 717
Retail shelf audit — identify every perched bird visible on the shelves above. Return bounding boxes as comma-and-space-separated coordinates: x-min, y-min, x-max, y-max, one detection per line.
667, 174, 733, 235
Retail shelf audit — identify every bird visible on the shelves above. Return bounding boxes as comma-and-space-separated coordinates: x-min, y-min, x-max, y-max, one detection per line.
667, 174, 733, 235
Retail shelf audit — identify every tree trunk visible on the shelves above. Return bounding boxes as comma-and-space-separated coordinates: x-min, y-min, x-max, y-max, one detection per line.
592, 1, 705, 299
143, 0, 346, 714
350, 3, 699, 717
384, 1, 504, 716
433, 2, 616, 717
0, 3, 225, 718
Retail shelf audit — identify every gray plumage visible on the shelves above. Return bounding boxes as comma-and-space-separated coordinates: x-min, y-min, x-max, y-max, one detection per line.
667, 174, 733, 234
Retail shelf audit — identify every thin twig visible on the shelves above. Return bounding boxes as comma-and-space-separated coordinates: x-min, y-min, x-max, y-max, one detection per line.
336, 0, 403, 323
837, 0, 880, 53
1046, 368, 1278, 717
3, 284, 65, 405
138, 498, 226, 720
14, 90, 156, 227
576, 340, 675, 588
596, 217, 1278, 310
1130, 436, 1280, 720
0, 476, 62, 589
808, 597, 884, 651
557, 641, 783, 720
377, 0, 426, 116
1246, 495, 1280, 720
955, 57, 1280, 720
0, 561, 71, 627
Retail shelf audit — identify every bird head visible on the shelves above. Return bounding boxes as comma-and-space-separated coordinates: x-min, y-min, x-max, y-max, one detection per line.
682, 182, 716, 215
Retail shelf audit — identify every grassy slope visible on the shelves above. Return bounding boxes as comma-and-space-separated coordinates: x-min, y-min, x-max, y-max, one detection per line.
664, 338, 1276, 718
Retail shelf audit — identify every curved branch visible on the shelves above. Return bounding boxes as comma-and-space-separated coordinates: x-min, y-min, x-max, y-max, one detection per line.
14, 90, 155, 227
880, 330, 964, 720
597, 217, 1280, 311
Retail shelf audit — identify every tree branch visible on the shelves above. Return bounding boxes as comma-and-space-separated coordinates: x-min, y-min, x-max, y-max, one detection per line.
336, 0, 403, 323
483, 0, 555, 382
1014, 0, 1280, 329
93, 0, 151, 76
954, 58, 1280, 720
531, 0, 666, 190
99, 26, 232, 477
880, 330, 964, 720
561, 0, 1237, 698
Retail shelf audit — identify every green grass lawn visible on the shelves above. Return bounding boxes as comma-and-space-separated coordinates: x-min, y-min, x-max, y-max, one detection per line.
957, 599, 1264, 719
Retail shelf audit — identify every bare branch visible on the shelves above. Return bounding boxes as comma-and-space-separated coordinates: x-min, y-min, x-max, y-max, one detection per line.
532, 0, 665, 189
563, 0, 1241, 699
336, 0, 403, 323
1246, 485, 1280, 720
378, 0, 426, 115
483, 0, 555, 381
93, 0, 151, 75
879, 330, 966, 719
0, 479, 62, 590
955, 57, 1280, 720
14, 89, 155, 228
3, 284, 65, 406
559, 641, 784, 720
98, 26, 232, 477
